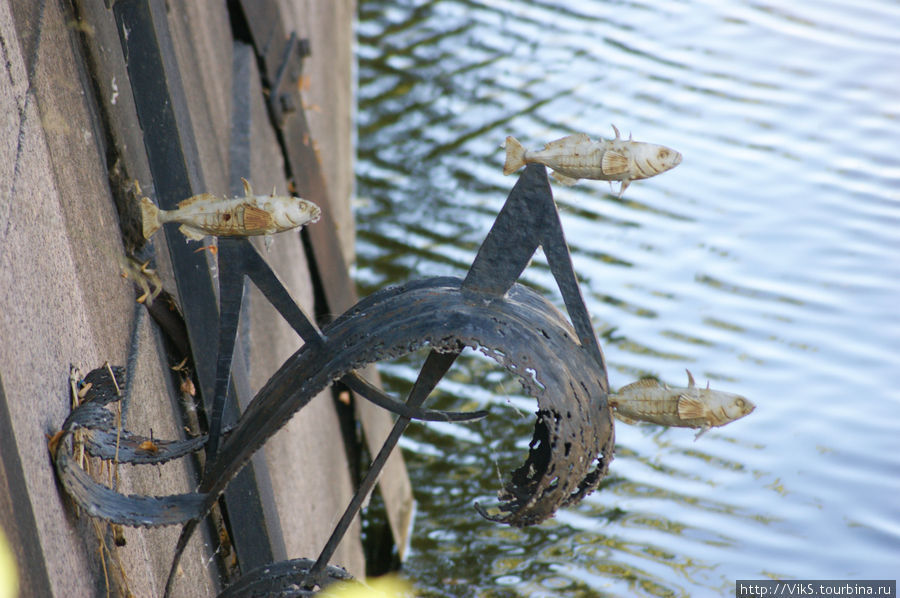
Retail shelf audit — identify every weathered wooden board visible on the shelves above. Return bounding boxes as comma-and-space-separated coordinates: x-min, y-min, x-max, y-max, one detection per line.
0, 0, 391, 595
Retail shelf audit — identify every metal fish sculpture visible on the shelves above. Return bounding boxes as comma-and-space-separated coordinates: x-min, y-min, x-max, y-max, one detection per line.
609, 370, 754, 439
140, 178, 321, 244
503, 125, 682, 196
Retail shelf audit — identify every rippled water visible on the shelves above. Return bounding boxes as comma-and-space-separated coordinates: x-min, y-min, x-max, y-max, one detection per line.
353, 1, 900, 595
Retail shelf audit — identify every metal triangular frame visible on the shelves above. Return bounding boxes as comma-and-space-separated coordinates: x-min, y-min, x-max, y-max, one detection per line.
192, 164, 610, 593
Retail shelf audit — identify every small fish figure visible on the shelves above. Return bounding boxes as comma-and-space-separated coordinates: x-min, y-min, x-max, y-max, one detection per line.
609, 370, 754, 439
503, 125, 682, 196
140, 178, 321, 245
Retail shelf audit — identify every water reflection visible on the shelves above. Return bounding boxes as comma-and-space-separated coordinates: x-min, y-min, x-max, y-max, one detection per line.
356, 0, 900, 595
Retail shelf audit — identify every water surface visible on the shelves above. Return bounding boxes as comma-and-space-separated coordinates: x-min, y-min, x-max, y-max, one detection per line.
354, 1, 900, 595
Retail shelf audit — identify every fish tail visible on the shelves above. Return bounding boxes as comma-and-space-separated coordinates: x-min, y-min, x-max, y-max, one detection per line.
140, 197, 162, 239
502, 136, 527, 175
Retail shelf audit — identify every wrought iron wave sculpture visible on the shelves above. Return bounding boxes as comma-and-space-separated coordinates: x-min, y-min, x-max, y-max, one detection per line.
51, 165, 614, 596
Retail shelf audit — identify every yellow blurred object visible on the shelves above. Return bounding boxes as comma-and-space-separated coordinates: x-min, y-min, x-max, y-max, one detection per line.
0, 527, 19, 598
319, 574, 412, 598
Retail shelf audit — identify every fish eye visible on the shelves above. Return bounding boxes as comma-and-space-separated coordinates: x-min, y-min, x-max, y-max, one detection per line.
735, 398, 747, 409
658, 149, 669, 159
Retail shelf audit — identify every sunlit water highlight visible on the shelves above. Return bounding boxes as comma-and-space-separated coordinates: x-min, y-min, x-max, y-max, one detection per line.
354, 1, 900, 595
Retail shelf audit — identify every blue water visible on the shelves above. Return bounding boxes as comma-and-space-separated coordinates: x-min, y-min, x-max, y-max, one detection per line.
354, 1, 900, 595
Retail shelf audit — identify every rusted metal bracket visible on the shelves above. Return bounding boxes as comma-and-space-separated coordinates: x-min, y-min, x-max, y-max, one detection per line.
268, 31, 311, 126
235, 1, 310, 126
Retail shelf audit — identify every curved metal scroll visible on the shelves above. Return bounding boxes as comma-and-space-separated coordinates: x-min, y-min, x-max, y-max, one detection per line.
206, 276, 613, 523
51, 165, 614, 597
52, 366, 209, 527
217, 558, 353, 598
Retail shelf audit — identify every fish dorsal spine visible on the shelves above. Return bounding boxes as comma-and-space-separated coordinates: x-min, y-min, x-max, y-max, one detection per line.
685, 369, 697, 388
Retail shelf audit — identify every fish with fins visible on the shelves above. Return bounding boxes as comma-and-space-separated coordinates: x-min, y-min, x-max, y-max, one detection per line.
140, 178, 320, 246
503, 125, 682, 196
609, 370, 754, 439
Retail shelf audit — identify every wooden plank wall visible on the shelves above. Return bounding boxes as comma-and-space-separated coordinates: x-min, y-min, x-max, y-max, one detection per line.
0, 1, 411, 596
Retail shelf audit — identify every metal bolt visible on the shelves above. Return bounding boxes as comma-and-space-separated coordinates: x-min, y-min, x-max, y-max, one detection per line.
279, 93, 296, 115
297, 37, 311, 58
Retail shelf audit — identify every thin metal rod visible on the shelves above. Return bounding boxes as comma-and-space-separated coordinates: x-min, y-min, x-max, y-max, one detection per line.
120, 301, 146, 428
340, 373, 487, 423
205, 243, 245, 466
304, 350, 459, 587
